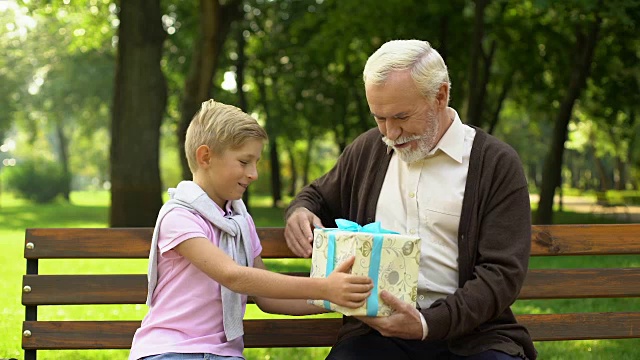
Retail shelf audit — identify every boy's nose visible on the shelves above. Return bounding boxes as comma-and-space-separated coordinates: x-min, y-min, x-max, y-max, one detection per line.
247, 167, 258, 181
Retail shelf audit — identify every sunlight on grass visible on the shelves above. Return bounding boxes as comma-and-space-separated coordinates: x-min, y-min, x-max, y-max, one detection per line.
38, 304, 148, 322
39, 259, 148, 275
534, 339, 640, 360
263, 258, 312, 272
0, 227, 26, 360
0, 191, 28, 207
70, 190, 111, 206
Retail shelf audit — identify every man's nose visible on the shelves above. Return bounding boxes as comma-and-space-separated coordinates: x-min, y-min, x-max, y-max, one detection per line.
385, 120, 402, 141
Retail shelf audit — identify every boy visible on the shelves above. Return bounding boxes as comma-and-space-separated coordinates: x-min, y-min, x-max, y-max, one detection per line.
129, 100, 373, 360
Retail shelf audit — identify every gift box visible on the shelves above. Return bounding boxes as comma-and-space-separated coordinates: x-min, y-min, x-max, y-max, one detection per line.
309, 219, 421, 316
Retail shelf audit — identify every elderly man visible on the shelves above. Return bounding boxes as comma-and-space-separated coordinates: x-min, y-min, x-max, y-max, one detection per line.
284, 40, 536, 360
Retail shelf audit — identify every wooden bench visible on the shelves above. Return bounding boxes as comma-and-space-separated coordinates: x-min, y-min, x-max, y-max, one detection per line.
22, 224, 640, 359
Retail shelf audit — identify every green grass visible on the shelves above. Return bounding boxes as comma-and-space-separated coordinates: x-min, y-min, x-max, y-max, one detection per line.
1, 191, 639, 359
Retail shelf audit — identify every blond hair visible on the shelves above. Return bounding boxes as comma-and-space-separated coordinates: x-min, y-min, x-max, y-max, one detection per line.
185, 99, 268, 173
363, 39, 451, 101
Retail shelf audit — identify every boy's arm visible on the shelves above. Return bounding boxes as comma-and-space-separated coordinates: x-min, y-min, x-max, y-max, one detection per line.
250, 256, 329, 315
174, 236, 372, 308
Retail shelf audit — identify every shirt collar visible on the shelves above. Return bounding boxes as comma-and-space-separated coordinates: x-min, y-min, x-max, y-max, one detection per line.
211, 200, 232, 216
427, 109, 464, 163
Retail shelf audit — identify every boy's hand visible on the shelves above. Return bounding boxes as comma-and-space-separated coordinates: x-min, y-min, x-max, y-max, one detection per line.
325, 256, 373, 308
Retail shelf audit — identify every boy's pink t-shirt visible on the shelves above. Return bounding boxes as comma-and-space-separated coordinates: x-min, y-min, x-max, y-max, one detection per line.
128, 204, 262, 360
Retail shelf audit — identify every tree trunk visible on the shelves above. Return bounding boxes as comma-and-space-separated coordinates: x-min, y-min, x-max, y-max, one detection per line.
486, 71, 513, 135
593, 153, 609, 191
303, 133, 314, 186
475, 39, 496, 126
235, 25, 251, 210
627, 110, 638, 190
438, 16, 449, 63
465, 0, 488, 127
257, 76, 281, 207
177, 0, 241, 181
286, 142, 297, 197
614, 156, 625, 190
535, 12, 602, 224
110, 0, 166, 227
333, 90, 348, 152
528, 163, 539, 190
54, 119, 71, 201
352, 84, 370, 133
603, 113, 626, 190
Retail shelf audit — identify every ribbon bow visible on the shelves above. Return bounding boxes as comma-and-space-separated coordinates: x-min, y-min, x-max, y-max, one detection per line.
334, 219, 399, 234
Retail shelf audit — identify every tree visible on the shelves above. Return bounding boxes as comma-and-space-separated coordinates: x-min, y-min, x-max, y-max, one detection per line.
0, 5, 30, 141
176, 0, 242, 181
534, 0, 640, 224
5, 1, 116, 200
110, 0, 167, 226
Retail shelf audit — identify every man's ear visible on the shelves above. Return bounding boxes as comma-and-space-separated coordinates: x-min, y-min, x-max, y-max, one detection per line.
436, 83, 450, 108
195, 145, 211, 168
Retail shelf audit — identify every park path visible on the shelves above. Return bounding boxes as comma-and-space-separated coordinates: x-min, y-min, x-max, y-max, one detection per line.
529, 194, 640, 223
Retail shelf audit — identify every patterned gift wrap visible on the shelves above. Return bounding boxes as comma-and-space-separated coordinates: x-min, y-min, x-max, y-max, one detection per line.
309, 220, 421, 316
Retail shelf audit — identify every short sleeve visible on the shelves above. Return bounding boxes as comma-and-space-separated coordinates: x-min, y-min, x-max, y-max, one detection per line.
245, 214, 263, 259
158, 208, 211, 254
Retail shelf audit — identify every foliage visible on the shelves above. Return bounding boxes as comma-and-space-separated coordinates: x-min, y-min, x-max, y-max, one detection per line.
0, 3, 32, 140
5, 157, 68, 203
1, 0, 639, 213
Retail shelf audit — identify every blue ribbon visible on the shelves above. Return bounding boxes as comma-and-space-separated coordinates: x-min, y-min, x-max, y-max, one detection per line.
322, 219, 398, 314
367, 235, 383, 316
323, 232, 337, 310
334, 219, 399, 235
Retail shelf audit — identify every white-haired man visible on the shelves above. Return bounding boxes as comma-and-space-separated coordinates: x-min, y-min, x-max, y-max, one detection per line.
285, 40, 536, 360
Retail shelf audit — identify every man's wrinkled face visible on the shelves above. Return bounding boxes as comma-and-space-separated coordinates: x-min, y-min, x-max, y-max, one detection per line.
365, 70, 440, 163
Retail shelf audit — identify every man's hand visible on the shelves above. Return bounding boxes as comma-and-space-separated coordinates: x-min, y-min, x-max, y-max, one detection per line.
284, 207, 323, 258
355, 290, 424, 340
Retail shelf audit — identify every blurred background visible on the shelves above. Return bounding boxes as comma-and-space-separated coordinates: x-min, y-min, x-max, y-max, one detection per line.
1, 0, 639, 226
2, 2, 640, 359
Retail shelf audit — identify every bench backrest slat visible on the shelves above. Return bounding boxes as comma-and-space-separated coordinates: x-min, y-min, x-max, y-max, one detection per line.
519, 312, 640, 341
23, 312, 640, 349
531, 224, 640, 255
24, 228, 294, 259
22, 273, 308, 305
21, 319, 344, 350
22, 275, 147, 305
22, 268, 640, 306
518, 268, 640, 299
26, 224, 640, 259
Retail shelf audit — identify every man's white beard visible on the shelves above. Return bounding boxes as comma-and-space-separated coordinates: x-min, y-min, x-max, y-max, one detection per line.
382, 119, 440, 164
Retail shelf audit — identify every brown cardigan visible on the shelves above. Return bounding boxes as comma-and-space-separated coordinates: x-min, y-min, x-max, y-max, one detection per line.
286, 127, 537, 359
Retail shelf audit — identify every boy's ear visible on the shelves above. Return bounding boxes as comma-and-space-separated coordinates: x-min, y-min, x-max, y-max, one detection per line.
195, 145, 211, 167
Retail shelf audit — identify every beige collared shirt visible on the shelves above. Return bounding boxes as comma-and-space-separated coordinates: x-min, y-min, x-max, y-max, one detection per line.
376, 110, 476, 309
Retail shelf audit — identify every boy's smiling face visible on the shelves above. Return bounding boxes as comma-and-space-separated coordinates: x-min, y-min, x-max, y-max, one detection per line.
195, 138, 264, 209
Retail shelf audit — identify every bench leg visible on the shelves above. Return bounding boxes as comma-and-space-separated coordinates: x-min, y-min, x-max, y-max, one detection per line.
25, 349, 36, 360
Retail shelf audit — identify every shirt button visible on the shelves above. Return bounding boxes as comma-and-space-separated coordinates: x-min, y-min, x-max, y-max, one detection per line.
419, 295, 425, 300
409, 229, 416, 235
409, 192, 416, 198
